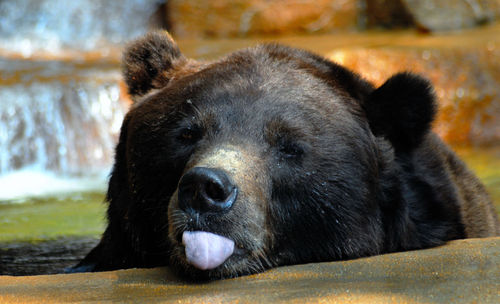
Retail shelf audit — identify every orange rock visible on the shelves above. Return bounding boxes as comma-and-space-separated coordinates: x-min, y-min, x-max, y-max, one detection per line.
167, 0, 359, 38
166, 0, 500, 38
328, 46, 500, 145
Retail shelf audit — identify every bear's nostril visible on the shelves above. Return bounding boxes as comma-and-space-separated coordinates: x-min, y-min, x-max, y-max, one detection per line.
178, 167, 238, 213
205, 181, 226, 202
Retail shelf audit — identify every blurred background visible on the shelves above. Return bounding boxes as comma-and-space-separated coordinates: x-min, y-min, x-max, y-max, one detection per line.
0, 0, 499, 275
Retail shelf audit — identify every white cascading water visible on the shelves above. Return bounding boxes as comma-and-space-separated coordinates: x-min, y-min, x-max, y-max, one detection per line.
0, 60, 128, 200
0, 0, 164, 201
0, 0, 163, 56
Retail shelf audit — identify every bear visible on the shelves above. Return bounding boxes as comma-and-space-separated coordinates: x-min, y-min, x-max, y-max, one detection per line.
70, 31, 500, 280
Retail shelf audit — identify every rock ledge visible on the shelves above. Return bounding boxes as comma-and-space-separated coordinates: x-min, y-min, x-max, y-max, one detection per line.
1, 237, 499, 303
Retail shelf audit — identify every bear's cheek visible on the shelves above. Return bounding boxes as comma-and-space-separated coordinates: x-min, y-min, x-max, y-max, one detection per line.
167, 145, 272, 273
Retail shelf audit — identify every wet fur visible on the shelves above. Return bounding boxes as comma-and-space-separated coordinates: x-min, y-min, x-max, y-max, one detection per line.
72, 31, 500, 280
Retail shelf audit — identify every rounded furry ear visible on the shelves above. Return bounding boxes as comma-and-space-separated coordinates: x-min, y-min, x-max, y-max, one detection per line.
364, 72, 437, 151
122, 31, 185, 101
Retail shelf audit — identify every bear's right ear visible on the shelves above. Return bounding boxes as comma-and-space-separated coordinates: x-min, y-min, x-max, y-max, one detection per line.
122, 31, 185, 102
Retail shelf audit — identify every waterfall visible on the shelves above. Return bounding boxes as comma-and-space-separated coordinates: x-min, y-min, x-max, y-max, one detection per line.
0, 0, 164, 57
0, 0, 165, 201
0, 59, 129, 200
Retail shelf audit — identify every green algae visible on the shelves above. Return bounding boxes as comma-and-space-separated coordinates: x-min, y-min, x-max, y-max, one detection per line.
0, 192, 106, 242
455, 146, 500, 215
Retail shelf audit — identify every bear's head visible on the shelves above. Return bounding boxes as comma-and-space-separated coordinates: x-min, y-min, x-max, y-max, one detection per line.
112, 31, 436, 280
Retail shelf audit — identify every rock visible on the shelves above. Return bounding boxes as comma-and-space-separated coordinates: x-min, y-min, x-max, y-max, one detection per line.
328, 45, 500, 145
166, 0, 500, 37
364, 0, 415, 28
0, 238, 99, 276
167, 0, 359, 38
0, 237, 499, 303
401, 0, 500, 31
364, 0, 500, 31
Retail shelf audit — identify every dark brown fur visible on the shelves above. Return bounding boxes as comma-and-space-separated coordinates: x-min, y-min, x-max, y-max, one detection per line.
71, 31, 499, 280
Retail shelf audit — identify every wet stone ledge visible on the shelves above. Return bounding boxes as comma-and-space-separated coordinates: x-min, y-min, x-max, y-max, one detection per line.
166, 0, 500, 38
0, 237, 499, 303
167, 0, 360, 38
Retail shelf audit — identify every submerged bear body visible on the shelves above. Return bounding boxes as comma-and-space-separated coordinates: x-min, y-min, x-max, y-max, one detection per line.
73, 31, 500, 280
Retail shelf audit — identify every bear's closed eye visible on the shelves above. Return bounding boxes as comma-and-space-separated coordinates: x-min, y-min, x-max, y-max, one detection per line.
277, 139, 304, 160
178, 126, 202, 143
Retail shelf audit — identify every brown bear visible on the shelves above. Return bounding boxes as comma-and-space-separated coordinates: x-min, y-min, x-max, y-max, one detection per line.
70, 31, 500, 280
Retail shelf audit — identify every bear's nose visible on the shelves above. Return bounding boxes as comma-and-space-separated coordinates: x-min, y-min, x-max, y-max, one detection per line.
178, 167, 238, 213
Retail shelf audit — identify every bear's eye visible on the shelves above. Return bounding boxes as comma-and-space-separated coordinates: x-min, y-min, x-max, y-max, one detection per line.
278, 140, 304, 159
181, 130, 194, 140
178, 125, 202, 144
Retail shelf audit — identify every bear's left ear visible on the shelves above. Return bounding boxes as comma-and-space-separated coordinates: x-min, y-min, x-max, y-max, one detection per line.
363, 72, 437, 151
122, 31, 186, 102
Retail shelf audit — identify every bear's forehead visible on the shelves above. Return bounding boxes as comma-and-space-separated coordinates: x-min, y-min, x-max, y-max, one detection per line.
161, 50, 348, 111
129, 45, 363, 137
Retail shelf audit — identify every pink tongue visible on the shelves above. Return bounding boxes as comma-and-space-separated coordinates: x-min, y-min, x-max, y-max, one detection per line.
182, 231, 235, 270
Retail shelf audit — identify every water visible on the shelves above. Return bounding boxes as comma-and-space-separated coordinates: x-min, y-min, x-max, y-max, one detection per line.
455, 146, 500, 213
0, 0, 166, 200
0, 170, 107, 202
0, 1, 162, 274
0, 0, 164, 58
0, 59, 128, 200
0, 192, 105, 242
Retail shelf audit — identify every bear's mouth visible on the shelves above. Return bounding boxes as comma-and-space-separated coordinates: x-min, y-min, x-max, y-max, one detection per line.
169, 187, 252, 272
180, 230, 248, 270
168, 205, 250, 267
169, 227, 251, 276
167, 158, 272, 278
168, 210, 273, 280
